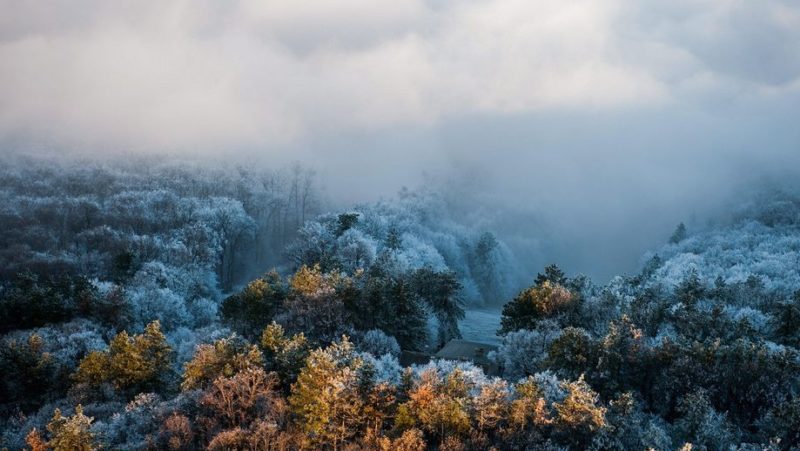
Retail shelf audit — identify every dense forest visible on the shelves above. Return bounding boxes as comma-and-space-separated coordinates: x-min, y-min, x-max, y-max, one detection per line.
2, 158, 800, 450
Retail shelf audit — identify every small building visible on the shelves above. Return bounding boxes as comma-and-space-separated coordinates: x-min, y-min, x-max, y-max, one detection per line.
434, 339, 499, 375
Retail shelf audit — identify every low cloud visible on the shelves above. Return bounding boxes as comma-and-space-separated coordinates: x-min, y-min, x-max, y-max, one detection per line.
2, 0, 799, 280
2, 0, 798, 153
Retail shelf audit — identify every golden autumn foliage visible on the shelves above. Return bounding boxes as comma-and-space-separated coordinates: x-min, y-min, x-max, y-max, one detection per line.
182, 335, 263, 390
73, 321, 171, 393
553, 375, 607, 444
500, 281, 576, 333
289, 337, 370, 449
44, 405, 97, 451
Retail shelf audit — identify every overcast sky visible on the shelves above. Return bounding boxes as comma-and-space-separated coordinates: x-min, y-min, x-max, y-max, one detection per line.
2, 0, 799, 279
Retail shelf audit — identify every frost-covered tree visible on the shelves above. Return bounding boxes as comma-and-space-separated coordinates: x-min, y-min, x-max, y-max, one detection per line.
359, 329, 401, 357
411, 268, 464, 347
470, 232, 512, 303
492, 320, 562, 380
674, 390, 738, 450
197, 197, 255, 292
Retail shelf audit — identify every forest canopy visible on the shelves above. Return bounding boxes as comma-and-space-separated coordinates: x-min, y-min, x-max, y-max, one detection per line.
2, 158, 800, 450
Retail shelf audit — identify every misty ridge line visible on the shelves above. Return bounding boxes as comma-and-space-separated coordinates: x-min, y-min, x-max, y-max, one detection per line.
2, 151, 798, 290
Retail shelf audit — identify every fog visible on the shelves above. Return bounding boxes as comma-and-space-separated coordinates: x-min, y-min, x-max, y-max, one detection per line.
301, 100, 800, 281
2, 0, 800, 281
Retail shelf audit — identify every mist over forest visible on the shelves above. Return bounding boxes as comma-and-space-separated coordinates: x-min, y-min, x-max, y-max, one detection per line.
3, 1, 800, 450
